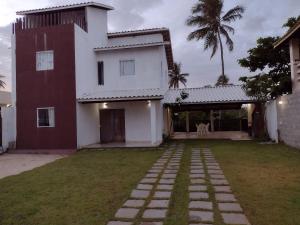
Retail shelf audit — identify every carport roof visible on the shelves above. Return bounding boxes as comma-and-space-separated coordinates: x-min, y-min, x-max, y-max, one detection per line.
163, 85, 256, 104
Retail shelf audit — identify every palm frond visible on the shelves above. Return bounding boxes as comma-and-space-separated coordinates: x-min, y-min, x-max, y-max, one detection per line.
222, 6, 245, 22
186, 15, 209, 27
220, 26, 234, 51
204, 31, 218, 58
222, 24, 235, 34
187, 27, 210, 41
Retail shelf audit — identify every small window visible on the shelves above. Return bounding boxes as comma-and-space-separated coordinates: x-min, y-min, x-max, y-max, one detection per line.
120, 60, 135, 76
36, 50, 54, 71
98, 61, 104, 85
37, 107, 55, 127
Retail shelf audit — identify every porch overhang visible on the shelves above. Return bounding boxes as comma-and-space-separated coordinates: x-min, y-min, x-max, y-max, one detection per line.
78, 96, 163, 103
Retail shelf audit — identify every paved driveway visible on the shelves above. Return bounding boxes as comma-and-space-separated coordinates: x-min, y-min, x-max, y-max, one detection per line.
0, 154, 66, 179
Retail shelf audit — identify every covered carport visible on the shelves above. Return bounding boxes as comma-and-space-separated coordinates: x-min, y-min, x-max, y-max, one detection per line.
163, 85, 258, 140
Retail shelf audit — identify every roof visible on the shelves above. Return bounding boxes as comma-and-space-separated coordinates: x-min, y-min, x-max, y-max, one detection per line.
163, 85, 255, 104
94, 41, 170, 51
108, 28, 174, 70
16, 2, 114, 15
274, 20, 300, 48
78, 89, 166, 103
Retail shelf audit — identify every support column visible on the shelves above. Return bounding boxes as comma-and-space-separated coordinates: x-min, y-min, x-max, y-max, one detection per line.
186, 111, 190, 133
289, 38, 300, 92
150, 101, 156, 144
210, 110, 215, 132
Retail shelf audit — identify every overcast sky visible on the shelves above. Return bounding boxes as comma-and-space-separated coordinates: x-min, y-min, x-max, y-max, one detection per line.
0, 0, 299, 90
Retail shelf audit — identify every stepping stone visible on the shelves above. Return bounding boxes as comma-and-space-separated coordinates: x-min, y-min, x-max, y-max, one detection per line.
141, 178, 157, 184
207, 166, 220, 170
162, 174, 177, 179
159, 179, 175, 184
164, 170, 177, 174
210, 179, 229, 185
148, 200, 169, 208
145, 173, 159, 178
189, 192, 209, 200
156, 184, 173, 191
189, 201, 213, 210
131, 190, 150, 199
189, 223, 211, 225
137, 184, 153, 190
218, 203, 243, 212
139, 222, 163, 225
115, 208, 139, 219
148, 169, 162, 173
191, 170, 205, 174
143, 209, 167, 219
191, 163, 203, 166
210, 174, 225, 179
190, 174, 205, 179
215, 193, 237, 202
190, 166, 203, 169
191, 179, 206, 184
207, 169, 223, 175
189, 185, 207, 192
189, 211, 214, 223
154, 191, 172, 199
221, 213, 251, 225
107, 222, 133, 225
123, 200, 145, 208
214, 186, 232, 193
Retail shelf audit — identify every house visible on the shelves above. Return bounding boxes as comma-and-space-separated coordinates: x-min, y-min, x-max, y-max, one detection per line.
268, 21, 300, 148
11, 2, 173, 152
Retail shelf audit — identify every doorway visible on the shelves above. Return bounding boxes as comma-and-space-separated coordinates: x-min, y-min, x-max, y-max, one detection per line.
100, 109, 125, 143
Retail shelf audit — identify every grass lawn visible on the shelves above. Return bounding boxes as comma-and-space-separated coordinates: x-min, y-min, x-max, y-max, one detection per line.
0, 141, 300, 225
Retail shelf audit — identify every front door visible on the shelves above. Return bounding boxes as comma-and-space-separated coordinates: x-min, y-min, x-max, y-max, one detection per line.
100, 109, 125, 143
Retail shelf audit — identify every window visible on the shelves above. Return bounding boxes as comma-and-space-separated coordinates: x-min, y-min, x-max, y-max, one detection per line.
98, 61, 104, 85
37, 107, 55, 127
36, 50, 54, 71
120, 60, 135, 76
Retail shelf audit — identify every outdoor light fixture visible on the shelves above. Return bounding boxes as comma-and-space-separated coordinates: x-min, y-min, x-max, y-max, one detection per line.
278, 100, 283, 105
147, 100, 151, 107
103, 102, 108, 108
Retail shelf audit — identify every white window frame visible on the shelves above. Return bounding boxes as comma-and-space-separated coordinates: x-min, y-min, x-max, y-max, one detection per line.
37, 107, 55, 128
120, 60, 135, 76
36, 50, 54, 71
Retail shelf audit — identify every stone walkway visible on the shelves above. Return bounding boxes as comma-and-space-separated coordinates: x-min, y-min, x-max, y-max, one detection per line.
107, 144, 184, 225
106, 146, 251, 225
189, 148, 251, 225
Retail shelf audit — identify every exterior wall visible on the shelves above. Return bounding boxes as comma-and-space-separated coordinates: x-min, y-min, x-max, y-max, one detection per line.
265, 100, 278, 142
1, 107, 16, 151
108, 34, 163, 46
76, 103, 99, 148
99, 101, 152, 143
15, 24, 77, 150
277, 93, 300, 148
93, 47, 166, 92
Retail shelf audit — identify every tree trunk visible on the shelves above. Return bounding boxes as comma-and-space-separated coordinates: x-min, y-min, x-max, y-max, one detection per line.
217, 31, 225, 81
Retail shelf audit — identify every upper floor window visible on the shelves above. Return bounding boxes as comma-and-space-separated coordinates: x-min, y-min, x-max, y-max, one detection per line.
120, 60, 135, 76
37, 107, 55, 128
36, 50, 54, 71
98, 61, 104, 85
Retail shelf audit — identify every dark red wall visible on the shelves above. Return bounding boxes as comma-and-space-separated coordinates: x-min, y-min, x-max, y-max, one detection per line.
16, 24, 77, 150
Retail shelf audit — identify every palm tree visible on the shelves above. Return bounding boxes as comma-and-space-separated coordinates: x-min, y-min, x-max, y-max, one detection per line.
169, 62, 189, 89
215, 74, 229, 86
186, 0, 244, 80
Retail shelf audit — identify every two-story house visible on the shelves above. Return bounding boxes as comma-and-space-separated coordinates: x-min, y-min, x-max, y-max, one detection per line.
12, 2, 174, 152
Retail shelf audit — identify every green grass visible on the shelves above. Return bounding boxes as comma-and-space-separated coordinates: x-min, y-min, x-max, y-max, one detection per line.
0, 141, 300, 225
0, 149, 163, 225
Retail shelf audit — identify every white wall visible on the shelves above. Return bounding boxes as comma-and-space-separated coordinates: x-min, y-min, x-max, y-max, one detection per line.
1, 107, 16, 151
76, 103, 100, 148
265, 100, 278, 142
107, 34, 163, 46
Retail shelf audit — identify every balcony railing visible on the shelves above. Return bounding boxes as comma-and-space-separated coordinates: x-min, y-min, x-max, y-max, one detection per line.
13, 12, 87, 33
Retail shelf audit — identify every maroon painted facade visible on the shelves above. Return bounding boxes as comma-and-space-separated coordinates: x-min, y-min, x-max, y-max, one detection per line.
15, 24, 77, 150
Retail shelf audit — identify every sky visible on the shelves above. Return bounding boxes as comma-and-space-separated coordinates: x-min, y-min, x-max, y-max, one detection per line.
0, 0, 299, 90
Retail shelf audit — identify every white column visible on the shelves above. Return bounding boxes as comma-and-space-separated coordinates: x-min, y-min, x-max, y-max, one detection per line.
289, 38, 300, 92
150, 101, 157, 144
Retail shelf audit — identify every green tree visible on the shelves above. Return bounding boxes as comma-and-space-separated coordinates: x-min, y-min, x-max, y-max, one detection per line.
282, 15, 300, 29
186, 0, 244, 81
238, 36, 291, 100
168, 62, 189, 89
